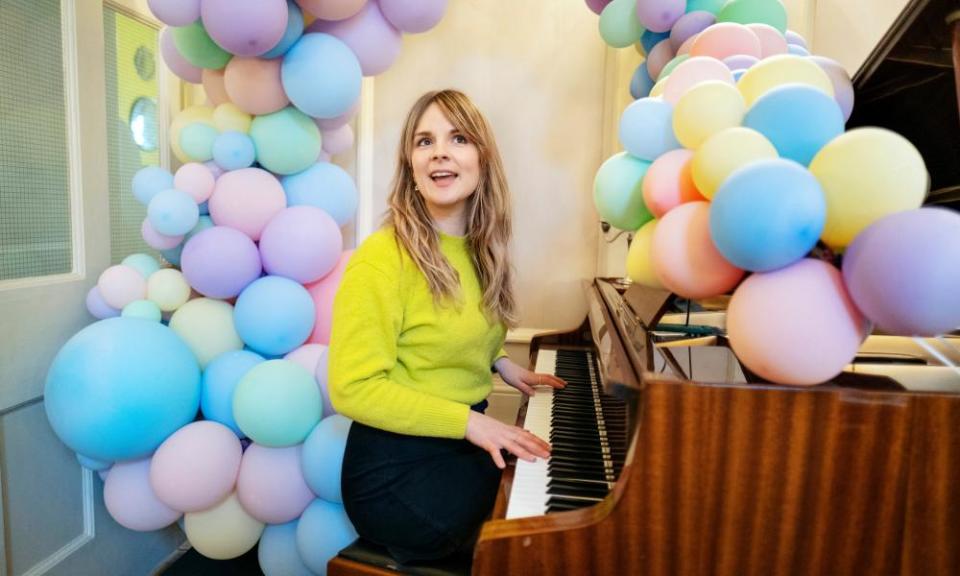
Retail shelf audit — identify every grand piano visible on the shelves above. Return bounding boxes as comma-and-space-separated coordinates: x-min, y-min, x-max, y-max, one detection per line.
471, 1, 960, 574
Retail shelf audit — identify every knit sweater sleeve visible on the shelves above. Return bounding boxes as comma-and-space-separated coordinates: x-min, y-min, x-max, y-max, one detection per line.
327, 258, 471, 439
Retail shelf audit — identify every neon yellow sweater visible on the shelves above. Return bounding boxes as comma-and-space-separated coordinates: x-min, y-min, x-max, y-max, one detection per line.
328, 227, 507, 439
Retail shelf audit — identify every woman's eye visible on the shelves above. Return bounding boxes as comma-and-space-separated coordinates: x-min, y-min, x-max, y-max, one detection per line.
453, 135, 468, 144
416, 137, 431, 146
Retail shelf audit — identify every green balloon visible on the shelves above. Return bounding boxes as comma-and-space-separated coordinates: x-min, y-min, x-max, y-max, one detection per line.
599, 0, 645, 49
172, 21, 231, 70
179, 123, 217, 162
121, 253, 161, 279
687, 0, 727, 14
234, 360, 322, 447
250, 107, 322, 175
717, 0, 788, 33
658, 54, 690, 82
122, 300, 162, 322
594, 152, 653, 231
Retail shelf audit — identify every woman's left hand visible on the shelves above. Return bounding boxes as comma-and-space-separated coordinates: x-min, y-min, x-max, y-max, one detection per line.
494, 357, 566, 396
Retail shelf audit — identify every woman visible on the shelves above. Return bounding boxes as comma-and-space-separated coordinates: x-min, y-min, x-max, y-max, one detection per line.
328, 89, 565, 564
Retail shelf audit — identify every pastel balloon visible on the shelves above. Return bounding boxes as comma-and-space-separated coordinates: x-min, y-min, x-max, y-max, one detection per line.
104, 459, 181, 531
184, 492, 264, 560
258, 522, 314, 576
282, 162, 359, 226
237, 444, 315, 523
171, 20, 231, 69
122, 299, 162, 322
98, 264, 147, 309
640, 29, 670, 56
301, 414, 351, 502
295, 0, 367, 21
160, 27, 201, 83
285, 343, 333, 414
201, 349, 265, 437
717, 0, 788, 33
282, 33, 362, 118
141, 218, 184, 251
168, 298, 244, 368
722, 54, 758, 70
234, 360, 322, 446
691, 127, 778, 198
315, 97, 359, 130
670, 10, 716, 51
122, 253, 161, 279
201, 0, 288, 57
787, 44, 810, 56
306, 250, 353, 345
150, 421, 242, 512
86, 286, 120, 320
630, 61, 655, 99
657, 54, 690, 82
785, 29, 808, 49
181, 226, 262, 298
148, 0, 200, 27
148, 189, 199, 236
584, 0, 613, 16
743, 84, 844, 166
235, 277, 316, 356
636, 0, 686, 33
808, 128, 926, 248
652, 202, 744, 298
642, 149, 704, 218
593, 152, 653, 231
170, 105, 215, 163
843, 208, 960, 336
809, 55, 855, 122
662, 56, 733, 105
179, 122, 218, 162
599, 0, 644, 48
727, 259, 865, 385
689, 22, 761, 60
308, 1, 401, 76
322, 123, 354, 155
618, 98, 680, 161
313, 347, 334, 415
132, 166, 174, 206
295, 499, 358, 575
212, 131, 256, 170
676, 34, 697, 57
213, 102, 252, 133
673, 80, 745, 149
174, 163, 216, 204
746, 23, 788, 57
260, 206, 343, 284
201, 67, 229, 105
646, 39, 676, 82
208, 168, 287, 241
224, 57, 289, 115
737, 54, 834, 107
263, 0, 306, 59
687, 0, 725, 13
625, 219, 662, 288
249, 107, 323, 175
146, 268, 191, 312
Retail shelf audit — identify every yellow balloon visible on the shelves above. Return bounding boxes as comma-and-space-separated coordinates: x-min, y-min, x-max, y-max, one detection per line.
626, 219, 662, 288
170, 105, 215, 164
673, 81, 745, 149
213, 102, 253, 134
737, 54, 834, 106
147, 268, 191, 312
168, 298, 243, 368
649, 76, 668, 98
184, 493, 264, 560
809, 127, 927, 249
691, 127, 778, 198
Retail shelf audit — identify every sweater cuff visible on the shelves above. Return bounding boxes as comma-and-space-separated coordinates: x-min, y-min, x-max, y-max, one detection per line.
419, 398, 472, 439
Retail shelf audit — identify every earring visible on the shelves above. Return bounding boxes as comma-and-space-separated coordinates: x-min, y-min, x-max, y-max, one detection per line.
414, 184, 419, 191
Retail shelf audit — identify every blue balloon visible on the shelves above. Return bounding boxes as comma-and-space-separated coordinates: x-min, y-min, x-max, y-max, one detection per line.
732, 68, 747, 82
640, 29, 670, 55
45, 318, 201, 461
282, 33, 362, 119
262, 0, 305, 59
710, 158, 826, 272
743, 84, 844, 166
296, 499, 358, 575
132, 166, 173, 205
618, 98, 680, 161
234, 276, 316, 356
629, 62, 654, 99
121, 253, 160, 279
148, 189, 199, 236
301, 415, 351, 503
281, 162, 358, 226
201, 349, 264, 437
258, 521, 314, 576
212, 131, 256, 171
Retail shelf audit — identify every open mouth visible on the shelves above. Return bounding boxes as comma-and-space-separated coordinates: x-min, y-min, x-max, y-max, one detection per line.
430, 170, 458, 185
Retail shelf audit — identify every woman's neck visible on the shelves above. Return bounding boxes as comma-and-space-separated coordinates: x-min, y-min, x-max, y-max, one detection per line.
430, 209, 466, 237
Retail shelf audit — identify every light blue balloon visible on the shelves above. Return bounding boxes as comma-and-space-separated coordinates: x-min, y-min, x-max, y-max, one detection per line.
743, 85, 845, 166
593, 151, 653, 231
258, 521, 314, 576
710, 158, 825, 272
201, 349, 264, 437
732, 69, 747, 82
629, 62, 654, 100
295, 499, 358, 575
180, 123, 218, 162
76, 453, 112, 471
233, 360, 321, 446
121, 253, 161, 279
301, 415, 351, 503
122, 299, 162, 322
281, 33, 362, 119
281, 162, 358, 226
45, 317, 201, 461
619, 97, 680, 161
262, 1, 305, 59
212, 131, 256, 171
160, 245, 183, 267
235, 276, 316, 356
640, 29, 670, 55
148, 189, 199, 236
132, 166, 173, 205
250, 107, 322, 176
788, 43, 810, 56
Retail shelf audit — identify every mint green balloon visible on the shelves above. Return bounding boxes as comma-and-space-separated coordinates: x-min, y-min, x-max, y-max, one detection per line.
599, 0, 645, 48
250, 107, 322, 176
717, 0, 788, 33
121, 253, 161, 279
233, 360, 321, 447
179, 123, 218, 162
172, 21, 231, 70
122, 300, 162, 322
658, 54, 690, 82
687, 0, 727, 14
594, 152, 653, 231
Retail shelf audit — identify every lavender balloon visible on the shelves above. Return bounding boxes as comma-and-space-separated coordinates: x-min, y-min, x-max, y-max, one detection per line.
810, 55, 855, 122
723, 54, 759, 70
148, 0, 200, 27
160, 27, 202, 84
308, 1, 402, 76
670, 10, 715, 51
842, 208, 960, 336
259, 206, 343, 284
86, 286, 120, 320
201, 0, 289, 57
180, 226, 263, 298
379, 0, 448, 34
636, 0, 687, 33
785, 29, 808, 49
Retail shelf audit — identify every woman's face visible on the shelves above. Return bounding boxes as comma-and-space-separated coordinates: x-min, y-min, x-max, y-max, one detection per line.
410, 103, 481, 223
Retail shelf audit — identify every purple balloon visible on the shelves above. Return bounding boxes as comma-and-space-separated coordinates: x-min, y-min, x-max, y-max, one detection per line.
201, 0, 289, 57
584, 0, 613, 15
308, 2, 402, 76
637, 0, 687, 33
160, 27, 202, 83
86, 286, 121, 319
379, 0, 448, 34
670, 11, 715, 51
181, 226, 263, 298
785, 29, 808, 49
148, 0, 201, 27
723, 54, 759, 70
809, 55, 855, 122
842, 208, 960, 336
259, 206, 343, 284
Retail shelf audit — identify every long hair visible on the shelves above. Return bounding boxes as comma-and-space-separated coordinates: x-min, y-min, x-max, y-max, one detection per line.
384, 89, 518, 328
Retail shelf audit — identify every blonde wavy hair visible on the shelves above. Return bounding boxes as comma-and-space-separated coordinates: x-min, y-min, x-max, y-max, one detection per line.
384, 89, 518, 328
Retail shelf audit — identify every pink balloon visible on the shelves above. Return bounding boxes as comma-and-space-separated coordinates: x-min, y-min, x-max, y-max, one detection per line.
160, 27, 202, 83
746, 23, 788, 58
583, 0, 612, 15
662, 56, 734, 105
259, 206, 344, 284
284, 343, 334, 415
142, 218, 184, 250
296, 0, 367, 21
150, 421, 243, 512
652, 202, 744, 299
636, 0, 686, 33
689, 22, 762, 61
809, 56, 855, 122
148, 0, 200, 26
677, 34, 697, 56
236, 444, 315, 524
646, 39, 676, 82
642, 149, 705, 218
98, 264, 147, 309
224, 57, 290, 116
201, 0, 289, 57
306, 250, 354, 344
379, 0, 448, 33
314, 98, 359, 130
174, 162, 216, 203
316, 149, 333, 163
202, 68, 230, 106
321, 123, 355, 155
308, 1, 402, 76
208, 168, 287, 241
104, 459, 181, 531
728, 259, 866, 385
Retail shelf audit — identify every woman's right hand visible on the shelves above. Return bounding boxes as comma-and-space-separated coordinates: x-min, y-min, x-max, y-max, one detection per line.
465, 411, 550, 469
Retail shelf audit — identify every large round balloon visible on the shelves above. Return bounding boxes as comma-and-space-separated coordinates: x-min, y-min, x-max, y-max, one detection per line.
619, 98, 680, 162
690, 126, 778, 199
737, 54, 833, 106
672, 80, 745, 149
224, 57, 290, 116
282, 162, 359, 226
593, 152, 653, 231
181, 226, 263, 298
296, 499, 358, 575
208, 168, 287, 241
45, 318, 201, 461
183, 492, 264, 560
259, 206, 343, 284
150, 421, 242, 513
642, 149, 704, 218
743, 84, 844, 166
301, 414, 351, 502
172, 20, 231, 69
201, 349, 265, 437
201, 0, 288, 57
599, 0, 644, 48
168, 298, 244, 368
104, 458, 181, 531
308, 1, 403, 76
234, 276, 316, 356
249, 106, 323, 175
237, 444, 315, 524
233, 360, 322, 446
282, 33, 362, 119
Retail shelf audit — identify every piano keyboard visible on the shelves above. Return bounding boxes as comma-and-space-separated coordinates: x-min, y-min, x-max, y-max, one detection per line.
505, 348, 628, 519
